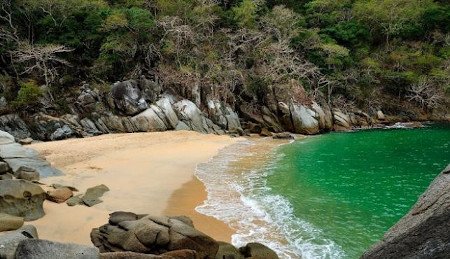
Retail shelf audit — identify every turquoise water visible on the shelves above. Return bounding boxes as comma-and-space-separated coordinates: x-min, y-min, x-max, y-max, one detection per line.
267, 123, 450, 258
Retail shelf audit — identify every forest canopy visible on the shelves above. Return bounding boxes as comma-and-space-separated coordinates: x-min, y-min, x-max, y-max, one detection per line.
1, 0, 449, 112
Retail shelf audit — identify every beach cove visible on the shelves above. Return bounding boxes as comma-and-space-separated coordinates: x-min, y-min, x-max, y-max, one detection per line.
29, 131, 247, 245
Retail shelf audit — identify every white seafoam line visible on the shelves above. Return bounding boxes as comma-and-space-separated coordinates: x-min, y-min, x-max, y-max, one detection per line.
194, 139, 345, 259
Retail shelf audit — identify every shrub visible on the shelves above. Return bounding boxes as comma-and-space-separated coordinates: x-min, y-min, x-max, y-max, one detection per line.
13, 80, 43, 109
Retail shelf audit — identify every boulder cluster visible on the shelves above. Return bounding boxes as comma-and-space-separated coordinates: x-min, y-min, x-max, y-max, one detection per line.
0, 77, 407, 142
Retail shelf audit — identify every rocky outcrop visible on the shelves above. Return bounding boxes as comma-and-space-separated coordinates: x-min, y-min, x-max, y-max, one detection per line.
91, 212, 280, 259
362, 165, 450, 259
0, 180, 46, 221
207, 99, 242, 131
0, 114, 31, 140
0, 130, 62, 177
91, 212, 219, 258
14, 239, 100, 259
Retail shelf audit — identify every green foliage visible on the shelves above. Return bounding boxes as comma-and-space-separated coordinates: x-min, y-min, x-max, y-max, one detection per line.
13, 81, 43, 108
232, 0, 260, 28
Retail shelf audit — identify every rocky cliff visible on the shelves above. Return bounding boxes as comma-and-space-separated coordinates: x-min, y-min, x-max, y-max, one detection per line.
362, 164, 450, 259
0, 77, 419, 142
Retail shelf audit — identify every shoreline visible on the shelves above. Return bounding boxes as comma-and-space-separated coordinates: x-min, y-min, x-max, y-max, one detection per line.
28, 131, 243, 245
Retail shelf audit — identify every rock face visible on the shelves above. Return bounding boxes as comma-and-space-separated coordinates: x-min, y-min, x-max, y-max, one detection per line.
0, 180, 46, 220
0, 225, 38, 259
362, 164, 450, 259
14, 239, 100, 259
91, 212, 219, 258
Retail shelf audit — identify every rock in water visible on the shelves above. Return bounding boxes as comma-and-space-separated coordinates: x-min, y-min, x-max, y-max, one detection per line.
0, 225, 38, 259
362, 164, 450, 259
82, 184, 109, 206
0, 213, 24, 232
14, 239, 99, 259
0, 180, 46, 220
239, 243, 279, 259
91, 213, 219, 258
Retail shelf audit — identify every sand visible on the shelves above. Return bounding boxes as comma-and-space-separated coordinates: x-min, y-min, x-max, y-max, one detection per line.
30, 131, 242, 245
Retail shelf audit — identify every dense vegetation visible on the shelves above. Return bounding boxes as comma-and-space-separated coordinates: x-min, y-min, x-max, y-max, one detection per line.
1, 0, 449, 115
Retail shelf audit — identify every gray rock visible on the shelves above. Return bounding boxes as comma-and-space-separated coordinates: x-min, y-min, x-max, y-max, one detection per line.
156, 96, 179, 129
175, 121, 190, 131
273, 132, 294, 140
173, 100, 208, 133
290, 103, 319, 135
91, 213, 219, 258
0, 225, 38, 259
131, 109, 167, 132
50, 124, 75, 141
216, 242, 244, 259
377, 110, 385, 120
239, 243, 279, 259
0, 172, 14, 180
82, 184, 109, 207
14, 239, 99, 259
0, 213, 24, 232
0, 141, 61, 177
0, 161, 10, 174
66, 194, 83, 206
0, 114, 31, 140
0, 130, 16, 145
110, 80, 148, 116
259, 128, 272, 137
0, 180, 46, 220
362, 164, 450, 259
15, 166, 39, 181
333, 110, 352, 131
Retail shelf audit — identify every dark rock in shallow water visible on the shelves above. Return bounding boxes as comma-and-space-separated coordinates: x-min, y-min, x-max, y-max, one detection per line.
273, 132, 294, 140
362, 164, 450, 259
14, 239, 99, 259
0, 225, 38, 258
91, 214, 219, 258
0, 180, 46, 220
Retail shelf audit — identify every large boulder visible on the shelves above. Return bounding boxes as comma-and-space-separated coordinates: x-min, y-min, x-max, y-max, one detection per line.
156, 96, 179, 129
239, 243, 279, 259
290, 103, 319, 135
362, 165, 450, 259
207, 100, 242, 131
91, 212, 219, 258
0, 180, 46, 220
131, 109, 167, 132
0, 225, 38, 259
333, 110, 352, 131
14, 239, 100, 259
110, 80, 148, 116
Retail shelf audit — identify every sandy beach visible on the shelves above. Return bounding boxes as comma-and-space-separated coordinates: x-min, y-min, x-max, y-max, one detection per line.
29, 131, 242, 245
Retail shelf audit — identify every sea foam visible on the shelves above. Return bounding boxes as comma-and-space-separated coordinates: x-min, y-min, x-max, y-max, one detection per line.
195, 140, 345, 259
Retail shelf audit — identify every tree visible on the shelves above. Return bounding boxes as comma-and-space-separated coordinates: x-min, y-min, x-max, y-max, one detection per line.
353, 0, 433, 45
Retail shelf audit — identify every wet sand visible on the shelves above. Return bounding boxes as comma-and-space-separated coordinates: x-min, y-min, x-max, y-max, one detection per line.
29, 131, 242, 245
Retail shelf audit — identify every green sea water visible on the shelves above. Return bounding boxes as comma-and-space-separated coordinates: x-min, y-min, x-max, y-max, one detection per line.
267, 123, 450, 258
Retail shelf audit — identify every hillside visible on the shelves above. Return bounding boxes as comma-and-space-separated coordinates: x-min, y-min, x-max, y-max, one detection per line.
0, 0, 449, 139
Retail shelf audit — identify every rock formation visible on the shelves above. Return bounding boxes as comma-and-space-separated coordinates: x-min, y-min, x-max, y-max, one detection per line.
362, 164, 450, 259
91, 211, 279, 259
